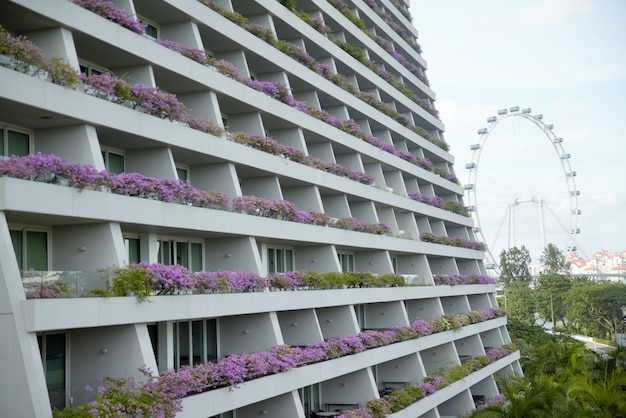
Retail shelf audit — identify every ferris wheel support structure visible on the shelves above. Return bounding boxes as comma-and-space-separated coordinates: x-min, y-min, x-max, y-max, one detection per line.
464, 107, 581, 273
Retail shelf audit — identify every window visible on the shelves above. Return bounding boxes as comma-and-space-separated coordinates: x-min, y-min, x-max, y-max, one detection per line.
158, 239, 203, 272
338, 252, 355, 272
78, 60, 105, 77
37, 332, 68, 410
10, 227, 49, 271
0, 124, 31, 157
124, 236, 140, 264
138, 16, 159, 38
101, 148, 125, 174
176, 166, 189, 182
267, 246, 294, 274
298, 383, 320, 416
173, 319, 217, 370
354, 304, 366, 330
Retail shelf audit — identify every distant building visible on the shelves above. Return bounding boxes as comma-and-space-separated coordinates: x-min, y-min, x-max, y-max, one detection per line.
568, 250, 626, 282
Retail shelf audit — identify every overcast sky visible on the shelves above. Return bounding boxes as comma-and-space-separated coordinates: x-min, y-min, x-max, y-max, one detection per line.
411, 0, 626, 261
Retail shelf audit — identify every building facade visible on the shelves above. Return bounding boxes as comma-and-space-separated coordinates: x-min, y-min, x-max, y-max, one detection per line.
0, 0, 520, 417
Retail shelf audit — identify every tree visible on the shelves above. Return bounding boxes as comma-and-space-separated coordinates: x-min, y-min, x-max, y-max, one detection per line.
534, 274, 572, 329
539, 243, 570, 275
499, 246, 532, 285
566, 281, 626, 341
470, 374, 571, 417
504, 282, 536, 325
567, 372, 626, 417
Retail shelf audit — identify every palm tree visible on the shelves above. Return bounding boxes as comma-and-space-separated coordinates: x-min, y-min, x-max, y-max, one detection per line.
470, 374, 572, 418
522, 340, 590, 382
567, 361, 626, 417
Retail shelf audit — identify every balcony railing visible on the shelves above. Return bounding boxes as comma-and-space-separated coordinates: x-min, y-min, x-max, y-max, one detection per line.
21, 270, 102, 298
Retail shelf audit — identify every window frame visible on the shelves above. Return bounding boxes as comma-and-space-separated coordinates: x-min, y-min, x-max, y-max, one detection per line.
0, 121, 33, 158
101, 146, 126, 175
37, 331, 70, 410
78, 59, 107, 77
137, 15, 159, 39
173, 318, 218, 370
157, 237, 204, 272
175, 164, 190, 182
338, 251, 355, 273
264, 244, 295, 274
9, 224, 52, 272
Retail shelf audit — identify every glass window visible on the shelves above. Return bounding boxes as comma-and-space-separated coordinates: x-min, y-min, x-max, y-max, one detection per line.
206, 319, 217, 362
1, 126, 30, 157
176, 241, 189, 268
108, 152, 125, 174
26, 231, 48, 271
138, 16, 159, 38
299, 383, 320, 416
338, 252, 355, 272
354, 304, 366, 330
268, 247, 294, 274
79, 60, 106, 77
174, 319, 217, 370
38, 333, 67, 410
10, 228, 48, 271
190, 243, 203, 272
125, 237, 140, 264
102, 150, 125, 175
176, 167, 188, 181
158, 239, 203, 271
7, 130, 29, 156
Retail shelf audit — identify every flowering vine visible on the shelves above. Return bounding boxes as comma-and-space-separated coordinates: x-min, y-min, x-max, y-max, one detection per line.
326, 0, 425, 79
68, 2, 455, 180
71, 0, 147, 34
53, 310, 510, 417
198, 1, 448, 151
0, 154, 387, 236
339, 345, 516, 418
87, 264, 407, 302
25, 262, 497, 301
81, 72, 225, 135
408, 192, 469, 216
433, 274, 497, 286
231, 195, 391, 234
0, 26, 81, 87
420, 232, 486, 251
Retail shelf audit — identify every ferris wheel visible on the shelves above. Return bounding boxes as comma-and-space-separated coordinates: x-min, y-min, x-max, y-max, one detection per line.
464, 106, 581, 272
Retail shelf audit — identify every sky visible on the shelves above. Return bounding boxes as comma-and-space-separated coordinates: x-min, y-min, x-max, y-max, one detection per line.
410, 0, 626, 262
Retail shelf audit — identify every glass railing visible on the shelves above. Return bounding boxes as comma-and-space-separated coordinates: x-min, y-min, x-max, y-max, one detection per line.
21, 270, 103, 299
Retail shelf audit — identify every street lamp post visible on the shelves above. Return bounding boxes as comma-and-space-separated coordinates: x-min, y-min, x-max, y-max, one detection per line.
549, 291, 555, 330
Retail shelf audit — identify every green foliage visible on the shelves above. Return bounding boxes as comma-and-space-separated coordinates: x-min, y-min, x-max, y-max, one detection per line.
366, 398, 392, 417
499, 246, 532, 285
337, 41, 367, 64
565, 281, 626, 341
0, 26, 81, 88
96, 265, 153, 302
534, 273, 572, 329
277, 0, 297, 11
476, 320, 626, 418
540, 243, 570, 275
507, 319, 559, 357
440, 200, 470, 216
387, 389, 414, 411
503, 281, 535, 324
